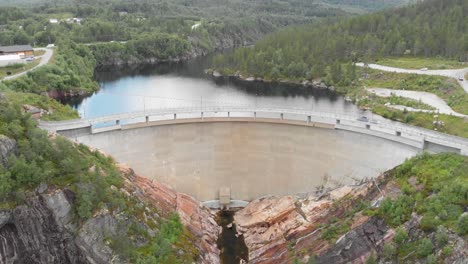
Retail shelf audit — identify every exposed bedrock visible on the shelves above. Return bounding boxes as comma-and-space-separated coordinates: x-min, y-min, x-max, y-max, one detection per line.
234, 177, 393, 264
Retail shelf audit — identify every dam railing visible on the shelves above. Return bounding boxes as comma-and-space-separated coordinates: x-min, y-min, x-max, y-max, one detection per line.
39, 105, 468, 155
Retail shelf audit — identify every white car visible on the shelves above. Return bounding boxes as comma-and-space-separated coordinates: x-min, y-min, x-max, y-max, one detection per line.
459, 77, 464, 81
420, 67, 428, 71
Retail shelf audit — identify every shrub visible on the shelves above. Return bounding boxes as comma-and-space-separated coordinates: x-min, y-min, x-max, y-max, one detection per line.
426, 254, 437, 264
435, 226, 449, 246
394, 227, 408, 245
382, 243, 396, 260
417, 238, 434, 257
457, 214, 468, 235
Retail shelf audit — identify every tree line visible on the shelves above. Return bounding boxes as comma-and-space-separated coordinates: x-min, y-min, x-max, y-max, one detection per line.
213, 0, 467, 85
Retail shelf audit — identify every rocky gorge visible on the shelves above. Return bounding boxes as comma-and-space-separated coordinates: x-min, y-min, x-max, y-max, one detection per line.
0, 133, 466, 264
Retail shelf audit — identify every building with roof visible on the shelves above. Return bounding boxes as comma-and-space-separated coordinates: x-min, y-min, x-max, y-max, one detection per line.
0, 45, 34, 58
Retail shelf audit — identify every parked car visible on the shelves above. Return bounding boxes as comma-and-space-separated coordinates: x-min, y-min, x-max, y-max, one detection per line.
459, 77, 464, 81
357, 116, 369, 122
25, 57, 34, 62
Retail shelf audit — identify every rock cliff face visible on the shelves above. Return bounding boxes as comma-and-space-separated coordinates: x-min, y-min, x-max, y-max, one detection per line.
0, 189, 89, 264
121, 164, 221, 264
0, 138, 220, 264
234, 178, 391, 264
0, 135, 16, 167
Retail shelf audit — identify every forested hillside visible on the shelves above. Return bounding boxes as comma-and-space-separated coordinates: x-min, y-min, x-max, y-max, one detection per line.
213, 0, 467, 82
0, 0, 413, 54
0, 0, 345, 47
323, 0, 413, 11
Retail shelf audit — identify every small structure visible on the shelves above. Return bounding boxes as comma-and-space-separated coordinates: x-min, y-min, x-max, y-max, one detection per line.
66, 18, 83, 24
0, 54, 23, 67
0, 45, 34, 58
219, 187, 231, 209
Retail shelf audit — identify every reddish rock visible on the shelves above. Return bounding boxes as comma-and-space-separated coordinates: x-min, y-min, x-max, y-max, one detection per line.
234, 179, 387, 264
119, 164, 221, 264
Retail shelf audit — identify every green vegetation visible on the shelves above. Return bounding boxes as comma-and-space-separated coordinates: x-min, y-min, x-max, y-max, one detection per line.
34, 49, 46, 56
214, 0, 467, 84
3, 40, 97, 94
320, 217, 351, 242
362, 69, 468, 115
0, 96, 199, 262
375, 57, 466, 70
0, 98, 120, 212
365, 94, 435, 110
0, 0, 374, 51
371, 106, 468, 138
210, 0, 467, 138
323, 0, 412, 11
379, 153, 467, 229
0, 0, 410, 122
2, 91, 79, 120
91, 33, 191, 65
372, 153, 468, 262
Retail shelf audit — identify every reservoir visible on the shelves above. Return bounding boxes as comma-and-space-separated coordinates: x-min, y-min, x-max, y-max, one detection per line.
69, 56, 362, 118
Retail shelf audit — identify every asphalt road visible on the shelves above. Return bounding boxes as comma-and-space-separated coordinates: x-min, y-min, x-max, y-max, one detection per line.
2, 47, 54, 81
356, 62, 468, 93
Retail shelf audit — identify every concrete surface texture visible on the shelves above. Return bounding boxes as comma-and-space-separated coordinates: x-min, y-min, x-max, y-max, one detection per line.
74, 122, 419, 201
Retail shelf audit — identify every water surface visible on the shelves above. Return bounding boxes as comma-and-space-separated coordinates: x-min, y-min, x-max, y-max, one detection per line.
68, 57, 362, 118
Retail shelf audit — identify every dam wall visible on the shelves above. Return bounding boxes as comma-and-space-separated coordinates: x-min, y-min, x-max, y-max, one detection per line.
70, 121, 420, 201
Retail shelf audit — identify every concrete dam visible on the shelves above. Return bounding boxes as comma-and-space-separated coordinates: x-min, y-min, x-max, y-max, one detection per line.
62, 119, 419, 201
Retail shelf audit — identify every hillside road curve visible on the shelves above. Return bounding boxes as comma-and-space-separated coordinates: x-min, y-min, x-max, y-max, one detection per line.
1, 48, 54, 81
356, 62, 468, 93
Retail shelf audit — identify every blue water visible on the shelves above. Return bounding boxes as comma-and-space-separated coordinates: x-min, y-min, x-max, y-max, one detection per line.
69, 57, 361, 119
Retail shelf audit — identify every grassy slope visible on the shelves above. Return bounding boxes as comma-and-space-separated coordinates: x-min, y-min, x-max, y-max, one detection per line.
3, 91, 79, 120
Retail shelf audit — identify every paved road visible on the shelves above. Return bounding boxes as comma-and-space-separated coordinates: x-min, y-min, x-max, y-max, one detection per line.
2, 48, 54, 81
367, 88, 467, 118
356, 62, 468, 93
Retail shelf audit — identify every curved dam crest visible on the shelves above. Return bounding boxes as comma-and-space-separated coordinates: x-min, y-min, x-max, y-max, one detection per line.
68, 121, 419, 201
